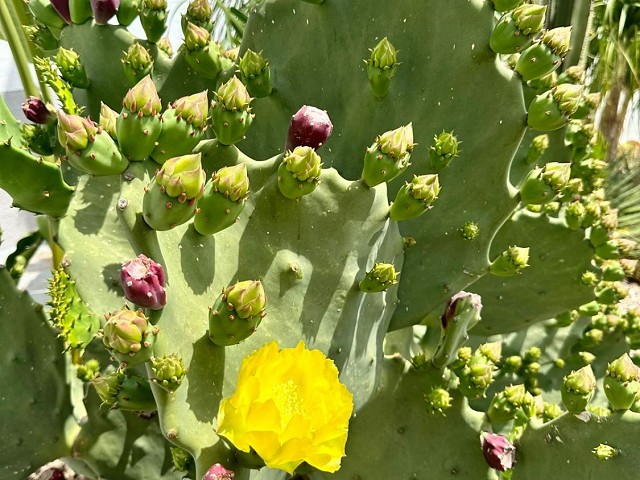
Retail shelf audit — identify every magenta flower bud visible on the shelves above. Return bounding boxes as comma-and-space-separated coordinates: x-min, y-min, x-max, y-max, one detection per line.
91, 0, 120, 24
50, 0, 71, 23
22, 96, 52, 124
203, 463, 235, 480
285, 105, 333, 151
442, 291, 482, 328
42, 468, 65, 480
481, 432, 516, 471
120, 254, 167, 310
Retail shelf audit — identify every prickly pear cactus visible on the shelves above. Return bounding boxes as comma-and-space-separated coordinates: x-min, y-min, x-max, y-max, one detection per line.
2, 0, 640, 479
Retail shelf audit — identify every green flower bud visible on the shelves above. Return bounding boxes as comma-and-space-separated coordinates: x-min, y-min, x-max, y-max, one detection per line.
209, 280, 267, 346
157, 36, 173, 57
457, 346, 473, 364
92, 369, 124, 406
212, 164, 250, 202
581, 270, 598, 286
99, 102, 118, 139
239, 49, 272, 98
592, 444, 618, 461
76, 359, 100, 382
366, 37, 399, 98
55, 47, 90, 88
389, 174, 440, 221
140, 0, 168, 43
362, 124, 414, 187
543, 402, 563, 422
527, 134, 549, 163
277, 146, 322, 199
561, 365, 596, 413
585, 92, 601, 109
56, 110, 98, 152
554, 84, 583, 115
156, 153, 206, 200
102, 308, 158, 366
528, 85, 583, 131
503, 355, 523, 373
428, 130, 460, 169
182, 0, 213, 32
150, 354, 187, 392
554, 358, 566, 368
460, 221, 480, 240
524, 346, 541, 363
117, 0, 141, 26
543, 27, 572, 56
565, 201, 585, 230
184, 21, 210, 50
425, 388, 452, 416
578, 351, 596, 365
459, 354, 494, 399
489, 246, 529, 276
478, 341, 502, 364
225, 280, 267, 319
519, 162, 569, 205
512, 4, 546, 36
359, 262, 399, 293
123, 75, 162, 116
488, 384, 534, 423
604, 353, 640, 410
542, 162, 571, 190
23, 23, 59, 51
215, 76, 252, 111
172, 90, 209, 128
122, 43, 154, 86
558, 65, 586, 85
581, 328, 604, 348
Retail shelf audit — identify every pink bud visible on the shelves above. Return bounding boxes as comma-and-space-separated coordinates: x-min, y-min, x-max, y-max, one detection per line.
481, 432, 516, 471
120, 254, 167, 310
285, 105, 333, 151
203, 463, 235, 480
442, 291, 482, 328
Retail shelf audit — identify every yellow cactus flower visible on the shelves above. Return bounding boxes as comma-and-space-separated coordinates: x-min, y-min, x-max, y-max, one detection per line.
217, 340, 354, 474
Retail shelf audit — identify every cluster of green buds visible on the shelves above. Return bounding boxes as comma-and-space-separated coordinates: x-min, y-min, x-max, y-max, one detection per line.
194, 164, 250, 235
122, 43, 154, 86
238, 49, 272, 98
359, 263, 399, 293
143, 153, 207, 230
365, 37, 399, 98
519, 162, 571, 205
362, 124, 414, 187
102, 308, 159, 366
490, 4, 546, 54
487, 384, 536, 423
561, 365, 597, 413
150, 354, 187, 393
528, 84, 583, 131
429, 131, 460, 169
457, 342, 499, 399
277, 146, 322, 199
208, 280, 267, 346
210, 76, 255, 145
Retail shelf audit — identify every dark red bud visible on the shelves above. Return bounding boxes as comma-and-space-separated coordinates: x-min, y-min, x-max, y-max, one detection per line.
22, 97, 52, 124
285, 105, 333, 151
50, 0, 71, 23
481, 432, 516, 471
91, 0, 120, 24
120, 254, 167, 310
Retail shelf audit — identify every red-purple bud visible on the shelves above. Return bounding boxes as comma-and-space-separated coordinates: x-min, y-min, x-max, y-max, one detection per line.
285, 105, 333, 151
442, 291, 482, 328
120, 254, 167, 310
203, 463, 235, 480
38, 468, 65, 480
50, 0, 71, 23
481, 432, 516, 471
22, 97, 52, 124
90, 0, 120, 24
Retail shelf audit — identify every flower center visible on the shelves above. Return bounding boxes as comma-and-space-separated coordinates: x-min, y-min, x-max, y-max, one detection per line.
273, 379, 305, 423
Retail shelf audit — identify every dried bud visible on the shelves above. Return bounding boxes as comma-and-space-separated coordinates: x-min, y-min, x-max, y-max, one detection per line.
480, 432, 515, 472
120, 254, 167, 310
